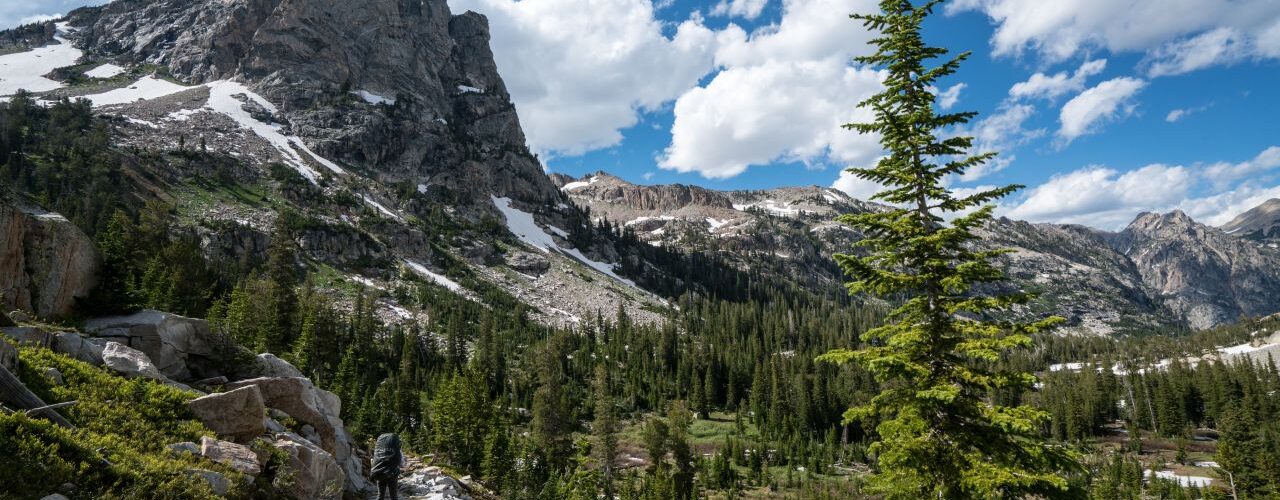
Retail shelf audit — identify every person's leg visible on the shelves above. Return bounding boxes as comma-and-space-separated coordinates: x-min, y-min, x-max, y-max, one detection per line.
386, 478, 399, 500
377, 479, 389, 500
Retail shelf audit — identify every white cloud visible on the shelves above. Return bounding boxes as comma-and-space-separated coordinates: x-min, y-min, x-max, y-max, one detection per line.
947, 0, 1280, 73
832, 168, 886, 201
449, 0, 719, 156
1, 1, 109, 30
1165, 102, 1212, 123
938, 83, 966, 110
15, 13, 60, 25
1005, 164, 1193, 229
1002, 146, 1280, 229
660, 0, 883, 179
960, 103, 1044, 181
1057, 77, 1146, 143
1008, 59, 1106, 101
710, 0, 769, 19
1145, 28, 1244, 77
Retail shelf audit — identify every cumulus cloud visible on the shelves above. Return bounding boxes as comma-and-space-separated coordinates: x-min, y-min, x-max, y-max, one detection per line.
450, 0, 719, 156
937, 83, 966, 110
832, 167, 887, 201
1057, 77, 1146, 143
1002, 146, 1280, 229
947, 0, 1280, 73
961, 103, 1044, 181
710, 0, 769, 19
660, 0, 883, 179
1008, 59, 1106, 101
1145, 27, 1245, 77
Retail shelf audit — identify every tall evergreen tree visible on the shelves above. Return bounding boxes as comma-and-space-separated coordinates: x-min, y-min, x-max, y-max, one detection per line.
816, 1, 1076, 497
261, 221, 298, 353
592, 364, 620, 499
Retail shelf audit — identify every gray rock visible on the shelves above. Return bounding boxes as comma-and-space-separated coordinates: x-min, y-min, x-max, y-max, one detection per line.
188, 385, 267, 442
1, 327, 53, 347
264, 417, 286, 433
101, 342, 194, 392
184, 468, 230, 496
84, 310, 225, 381
8, 310, 31, 323
0, 199, 99, 319
53, 332, 104, 365
255, 353, 302, 378
505, 251, 550, 275
39, 494, 70, 500
168, 441, 200, 456
193, 376, 229, 389
0, 340, 16, 372
199, 436, 261, 476
43, 367, 63, 386
273, 432, 344, 499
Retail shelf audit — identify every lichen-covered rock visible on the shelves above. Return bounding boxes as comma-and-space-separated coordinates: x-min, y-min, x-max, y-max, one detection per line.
189, 385, 267, 443
53, 332, 105, 365
273, 432, 344, 499
84, 310, 238, 381
200, 436, 262, 476
0, 199, 99, 319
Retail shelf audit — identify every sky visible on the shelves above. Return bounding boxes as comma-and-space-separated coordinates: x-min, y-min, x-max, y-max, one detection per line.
4, 0, 1280, 231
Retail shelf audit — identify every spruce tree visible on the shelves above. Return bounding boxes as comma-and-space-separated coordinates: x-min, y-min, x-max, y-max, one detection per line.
592, 364, 620, 499
816, 1, 1076, 497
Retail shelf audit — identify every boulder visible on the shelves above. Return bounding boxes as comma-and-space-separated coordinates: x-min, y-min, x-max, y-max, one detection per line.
0, 340, 16, 372
225, 377, 368, 493
0, 200, 99, 319
188, 385, 266, 442
8, 310, 31, 323
273, 432, 344, 499
1, 326, 54, 347
184, 469, 230, 496
39, 494, 70, 500
200, 436, 261, 476
84, 310, 230, 381
255, 353, 303, 378
101, 342, 194, 392
53, 332, 104, 365
168, 441, 200, 456
43, 367, 63, 386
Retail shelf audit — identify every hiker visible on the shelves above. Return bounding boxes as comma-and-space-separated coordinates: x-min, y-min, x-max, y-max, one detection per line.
371, 432, 404, 500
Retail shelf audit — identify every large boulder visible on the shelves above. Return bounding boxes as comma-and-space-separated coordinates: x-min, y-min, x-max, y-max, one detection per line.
0, 199, 99, 319
255, 353, 303, 378
0, 327, 54, 348
53, 332, 105, 365
199, 436, 261, 476
188, 385, 267, 443
273, 432, 344, 499
184, 469, 230, 496
84, 310, 238, 381
225, 377, 368, 493
101, 342, 193, 392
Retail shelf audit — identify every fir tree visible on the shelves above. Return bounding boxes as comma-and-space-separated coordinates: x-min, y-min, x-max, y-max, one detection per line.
816, 1, 1076, 497
592, 364, 620, 499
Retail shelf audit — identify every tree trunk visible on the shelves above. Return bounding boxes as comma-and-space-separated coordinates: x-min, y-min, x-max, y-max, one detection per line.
0, 363, 73, 428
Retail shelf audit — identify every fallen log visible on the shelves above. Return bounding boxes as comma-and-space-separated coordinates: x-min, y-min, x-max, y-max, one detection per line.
0, 363, 74, 428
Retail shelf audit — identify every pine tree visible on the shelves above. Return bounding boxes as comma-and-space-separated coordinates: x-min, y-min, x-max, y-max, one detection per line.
816, 1, 1076, 497
592, 364, 620, 499
262, 221, 299, 354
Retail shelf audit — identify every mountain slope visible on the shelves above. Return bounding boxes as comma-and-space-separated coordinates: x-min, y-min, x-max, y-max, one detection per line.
1221, 198, 1280, 243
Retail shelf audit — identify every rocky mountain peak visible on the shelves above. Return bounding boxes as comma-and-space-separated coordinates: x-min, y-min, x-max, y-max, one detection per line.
1222, 198, 1280, 241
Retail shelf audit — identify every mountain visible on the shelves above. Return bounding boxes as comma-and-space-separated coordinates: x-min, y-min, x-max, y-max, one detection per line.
555, 172, 1280, 334
1221, 198, 1280, 243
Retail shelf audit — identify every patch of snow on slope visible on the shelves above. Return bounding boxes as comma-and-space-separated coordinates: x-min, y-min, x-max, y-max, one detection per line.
405, 259, 463, 292
1145, 470, 1212, 488
547, 225, 570, 238
84, 63, 125, 79
561, 176, 599, 191
204, 80, 345, 183
80, 75, 191, 107
126, 117, 158, 128
417, 184, 429, 194
362, 194, 403, 222
491, 195, 639, 290
824, 189, 845, 203
734, 200, 806, 217
353, 90, 395, 105
456, 85, 483, 94
0, 23, 83, 97
706, 218, 730, 230
625, 215, 675, 226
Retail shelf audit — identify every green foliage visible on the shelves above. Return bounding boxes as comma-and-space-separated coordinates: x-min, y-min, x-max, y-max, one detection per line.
1, 343, 249, 499
430, 371, 492, 473
817, 1, 1077, 497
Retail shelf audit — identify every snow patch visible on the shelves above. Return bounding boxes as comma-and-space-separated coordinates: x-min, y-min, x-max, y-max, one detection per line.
352, 90, 395, 105
405, 260, 464, 293
361, 194, 403, 222
125, 117, 159, 128
734, 199, 808, 217
0, 23, 83, 97
84, 63, 125, 79
625, 215, 675, 226
491, 195, 639, 290
706, 217, 731, 230
561, 176, 600, 191
456, 85, 483, 94
204, 80, 345, 183
79, 75, 192, 107
1145, 470, 1212, 488
417, 184, 429, 194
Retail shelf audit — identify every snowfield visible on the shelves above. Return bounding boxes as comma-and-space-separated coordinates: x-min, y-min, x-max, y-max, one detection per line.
405, 259, 464, 293
80, 75, 192, 107
84, 63, 126, 79
491, 196, 639, 290
0, 23, 83, 98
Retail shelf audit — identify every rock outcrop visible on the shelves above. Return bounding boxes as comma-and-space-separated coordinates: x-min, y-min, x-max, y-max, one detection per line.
83, 310, 237, 381
199, 436, 262, 476
100, 341, 193, 391
273, 433, 344, 499
0, 198, 99, 319
188, 385, 267, 443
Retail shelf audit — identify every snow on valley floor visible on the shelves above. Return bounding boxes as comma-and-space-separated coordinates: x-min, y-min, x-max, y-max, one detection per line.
78, 75, 193, 106
1146, 469, 1213, 488
1049, 330, 1280, 375
0, 23, 83, 98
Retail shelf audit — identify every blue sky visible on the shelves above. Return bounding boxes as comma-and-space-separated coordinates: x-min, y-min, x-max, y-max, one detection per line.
5, 0, 1279, 230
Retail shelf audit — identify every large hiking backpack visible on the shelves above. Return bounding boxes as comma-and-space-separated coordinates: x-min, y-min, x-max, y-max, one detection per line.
371, 433, 402, 480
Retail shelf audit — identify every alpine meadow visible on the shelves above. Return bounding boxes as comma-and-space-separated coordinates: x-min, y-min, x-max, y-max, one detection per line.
2, 0, 1280, 499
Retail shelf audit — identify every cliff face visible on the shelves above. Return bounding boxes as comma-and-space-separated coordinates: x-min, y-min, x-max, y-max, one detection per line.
0, 196, 99, 319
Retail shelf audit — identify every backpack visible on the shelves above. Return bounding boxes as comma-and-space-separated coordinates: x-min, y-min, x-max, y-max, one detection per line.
371, 433, 402, 480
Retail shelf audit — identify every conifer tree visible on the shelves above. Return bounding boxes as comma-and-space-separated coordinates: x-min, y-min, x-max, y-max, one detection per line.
592, 364, 620, 499
816, 1, 1076, 497
262, 221, 299, 354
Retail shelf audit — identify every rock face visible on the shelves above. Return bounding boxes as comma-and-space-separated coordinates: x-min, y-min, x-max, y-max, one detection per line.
199, 436, 262, 476
1115, 211, 1280, 330
0, 198, 99, 319
83, 310, 233, 381
52, 332, 105, 366
1222, 198, 1280, 242
100, 341, 193, 391
226, 376, 368, 494
273, 432, 344, 499
188, 385, 267, 443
